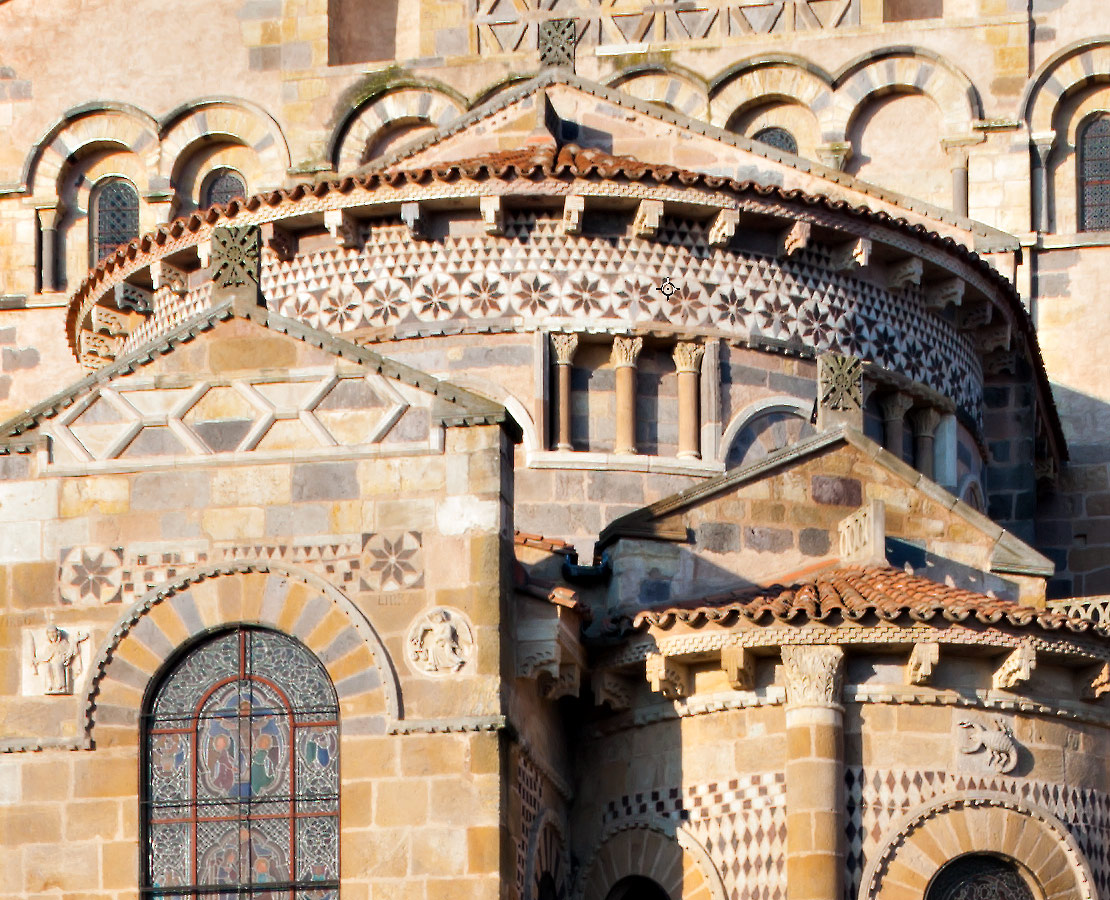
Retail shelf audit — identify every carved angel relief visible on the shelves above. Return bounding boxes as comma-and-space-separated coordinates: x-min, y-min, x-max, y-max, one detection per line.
407, 607, 474, 676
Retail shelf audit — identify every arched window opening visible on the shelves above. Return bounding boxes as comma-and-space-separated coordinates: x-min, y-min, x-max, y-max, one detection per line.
604, 875, 671, 900
725, 408, 816, 469
752, 126, 798, 155
91, 180, 139, 263
143, 627, 339, 899
927, 855, 1035, 900
537, 872, 560, 900
203, 169, 247, 208
1079, 115, 1110, 231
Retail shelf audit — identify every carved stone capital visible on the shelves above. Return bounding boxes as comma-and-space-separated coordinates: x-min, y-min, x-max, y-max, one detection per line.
993, 644, 1036, 690
816, 141, 852, 171
878, 391, 914, 425
646, 652, 689, 699
780, 645, 844, 707
632, 199, 663, 239
722, 644, 756, 691
909, 407, 943, 439
550, 332, 579, 365
611, 335, 643, 369
905, 642, 940, 686
36, 205, 62, 231
672, 341, 704, 374
707, 208, 738, 247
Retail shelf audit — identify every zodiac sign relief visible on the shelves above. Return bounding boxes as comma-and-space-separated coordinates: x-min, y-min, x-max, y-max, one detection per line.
958, 718, 1021, 774
26, 623, 90, 695
407, 607, 475, 676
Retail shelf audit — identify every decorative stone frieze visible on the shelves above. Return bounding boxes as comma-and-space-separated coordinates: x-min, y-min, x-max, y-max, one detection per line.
645, 652, 690, 699
707, 208, 738, 247
632, 199, 663, 238
838, 499, 887, 567
957, 718, 1020, 773
993, 644, 1036, 690
407, 607, 475, 676
905, 641, 940, 686
721, 643, 755, 690
592, 669, 634, 710
780, 644, 844, 707
91, 306, 132, 337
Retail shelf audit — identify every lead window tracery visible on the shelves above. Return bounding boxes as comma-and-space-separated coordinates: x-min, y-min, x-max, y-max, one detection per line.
143, 627, 339, 899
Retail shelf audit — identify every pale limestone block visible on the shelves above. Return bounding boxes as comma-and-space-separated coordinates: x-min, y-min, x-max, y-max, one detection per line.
0, 760, 20, 804
0, 479, 58, 523
436, 497, 498, 535
202, 506, 265, 540
0, 521, 42, 562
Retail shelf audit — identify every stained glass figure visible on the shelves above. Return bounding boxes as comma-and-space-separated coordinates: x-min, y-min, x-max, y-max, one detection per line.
1080, 116, 1110, 231
752, 127, 798, 156
92, 180, 140, 262
927, 855, 1036, 900
144, 628, 339, 899
204, 170, 247, 209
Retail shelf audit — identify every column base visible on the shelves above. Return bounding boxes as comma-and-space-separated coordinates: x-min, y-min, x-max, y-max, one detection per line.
676, 450, 701, 460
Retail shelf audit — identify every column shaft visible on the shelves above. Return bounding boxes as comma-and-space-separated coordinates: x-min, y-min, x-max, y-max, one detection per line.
611, 336, 643, 456
673, 342, 704, 460
550, 333, 579, 451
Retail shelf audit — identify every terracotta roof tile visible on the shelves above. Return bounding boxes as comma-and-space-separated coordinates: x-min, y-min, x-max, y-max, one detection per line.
611, 567, 1103, 638
512, 558, 590, 620
514, 530, 575, 555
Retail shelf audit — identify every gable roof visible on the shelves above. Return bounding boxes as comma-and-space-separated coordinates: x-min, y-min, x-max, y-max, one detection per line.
365, 68, 1018, 253
0, 299, 514, 454
610, 565, 1103, 639
596, 426, 1053, 579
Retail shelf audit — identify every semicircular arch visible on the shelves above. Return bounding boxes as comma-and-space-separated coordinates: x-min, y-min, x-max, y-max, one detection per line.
83, 560, 402, 747
607, 67, 710, 120
160, 99, 291, 191
1024, 38, 1110, 135
332, 86, 465, 173
720, 396, 813, 466
577, 819, 727, 900
710, 60, 834, 130
26, 104, 160, 198
861, 792, 1095, 900
825, 49, 980, 143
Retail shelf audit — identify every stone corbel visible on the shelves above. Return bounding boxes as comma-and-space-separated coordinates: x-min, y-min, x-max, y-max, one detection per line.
646, 652, 690, 699
91, 306, 134, 337
1079, 661, 1110, 701
480, 195, 504, 235
831, 237, 871, 271
515, 600, 585, 700
562, 194, 585, 235
707, 208, 738, 247
924, 277, 965, 311
401, 201, 429, 240
778, 220, 811, 257
114, 282, 153, 314
885, 256, 923, 291
721, 643, 756, 690
263, 223, 298, 261
993, 644, 1036, 690
632, 199, 664, 239
78, 329, 122, 367
816, 142, 852, 171
982, 348, 1017, 376
956, 298, 993, 331
593, 669, 635, 710
905, 642, 940, 686
325, 208, 360, 248
975, 323, 1012, 353
151, 260, 188, 296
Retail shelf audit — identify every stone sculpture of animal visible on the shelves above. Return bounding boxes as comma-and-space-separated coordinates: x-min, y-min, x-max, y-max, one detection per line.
958, 719, 1019, 773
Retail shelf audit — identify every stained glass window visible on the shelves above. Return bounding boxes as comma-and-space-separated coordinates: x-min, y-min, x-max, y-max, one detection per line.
92, 180, 140, 262
1079, 116, 1110, 231
927, 855, 1035, 900
752, 127, 798, 156
204, 170, 247, 209
144, 628, 339, 899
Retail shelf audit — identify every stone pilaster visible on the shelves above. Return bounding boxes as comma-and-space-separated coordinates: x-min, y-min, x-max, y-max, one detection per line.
910, 407, 943, 480
611, 335, 643, 456
673, 341, 704, 459
550, 332, 579, 451
781, 644, 845, 900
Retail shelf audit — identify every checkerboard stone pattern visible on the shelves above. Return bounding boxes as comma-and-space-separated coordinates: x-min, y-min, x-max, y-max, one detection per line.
604, 774, 787, 900
844, 768, 1110, 900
